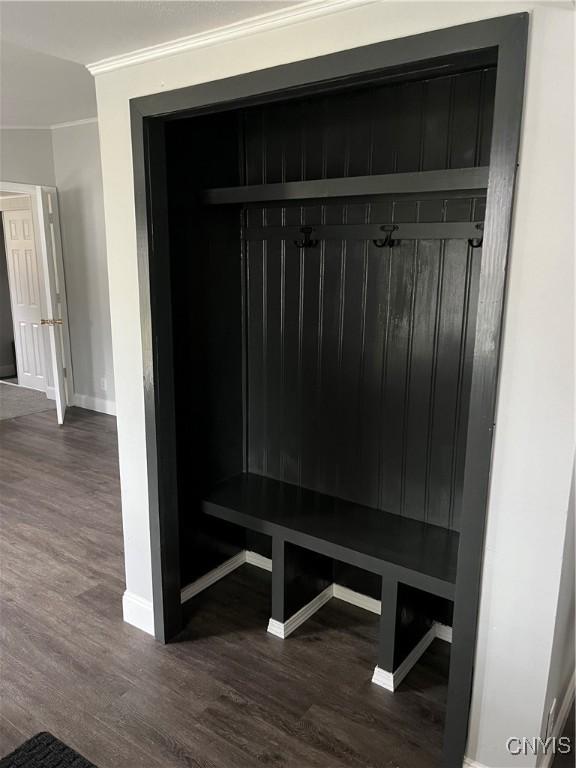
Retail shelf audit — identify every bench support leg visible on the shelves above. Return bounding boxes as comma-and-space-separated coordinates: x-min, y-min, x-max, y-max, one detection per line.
372, 578, 438, 692
270, 536, 286, 626
268, 538, 332, 639
371, 577, 399, 690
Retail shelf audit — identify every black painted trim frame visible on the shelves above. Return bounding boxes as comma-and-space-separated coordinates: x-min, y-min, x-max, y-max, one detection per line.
130, 13, 528, 767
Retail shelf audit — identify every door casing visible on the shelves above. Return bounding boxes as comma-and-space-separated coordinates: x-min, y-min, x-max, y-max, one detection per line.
0, 181, 73, 423
2, 202, 47, 391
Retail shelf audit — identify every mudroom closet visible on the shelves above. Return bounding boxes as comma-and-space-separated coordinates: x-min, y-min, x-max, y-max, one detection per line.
134, 15, 527, 768
165, 58, 493, 639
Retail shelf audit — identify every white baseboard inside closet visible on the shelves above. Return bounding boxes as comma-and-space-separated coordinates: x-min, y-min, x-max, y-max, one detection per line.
372, 624, 438, 692
179, 549, 453, 655
267, 585, 334, 639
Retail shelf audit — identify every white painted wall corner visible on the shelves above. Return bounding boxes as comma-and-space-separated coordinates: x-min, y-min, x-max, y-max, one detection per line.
72, 392, 116, 415
122, 590, 154, 635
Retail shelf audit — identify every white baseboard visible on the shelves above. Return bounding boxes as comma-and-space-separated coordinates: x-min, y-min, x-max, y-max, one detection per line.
435, 622, 453, 643
463, 758, 488, 768
461, 671, 575, 768
122, 590, 154, 635
555, 670, 576, 737
267, 585, 334, 639
72, 392, 116, 415
245, 550, 273, 571
181, 551, 246, 603
266, 618, 287, 638
371, 665, 395, 691
45, 385, 55, 400
540, 670, 576, 768
0, 364, 16, 378
372, 624, 437, 692
333, 583, 382, 614
179, 549, 453, 651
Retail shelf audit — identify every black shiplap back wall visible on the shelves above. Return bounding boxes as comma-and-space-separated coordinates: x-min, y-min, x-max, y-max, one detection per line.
243, 68, 496, 184
245, 200, 482, 531
243, 68, 496, 532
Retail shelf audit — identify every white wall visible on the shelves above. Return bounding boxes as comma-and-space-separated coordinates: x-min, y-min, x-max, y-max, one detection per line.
0, 123, 115, 413
538, 474, 575, 763
93, 3, 575, 766
0, 128, 55, 185
52, 121, 115, 412
465, 9, 575, 764
0, 132, 56, 391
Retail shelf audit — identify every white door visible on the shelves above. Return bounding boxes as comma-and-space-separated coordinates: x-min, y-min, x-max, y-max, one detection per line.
3, 207, 47, 392
36, 187, 71, 424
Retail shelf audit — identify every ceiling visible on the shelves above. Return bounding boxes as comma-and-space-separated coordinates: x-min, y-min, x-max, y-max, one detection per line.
0, 1, 301, 128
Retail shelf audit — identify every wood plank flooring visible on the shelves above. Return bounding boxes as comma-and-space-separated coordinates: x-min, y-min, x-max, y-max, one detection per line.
0, 407, 449, 768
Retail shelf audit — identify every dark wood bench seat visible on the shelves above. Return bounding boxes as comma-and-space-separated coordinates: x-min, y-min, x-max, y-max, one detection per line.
201, 472, 458, 600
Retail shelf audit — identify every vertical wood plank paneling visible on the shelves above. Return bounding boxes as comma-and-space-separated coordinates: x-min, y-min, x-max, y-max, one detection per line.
393, 81, 424, 173
244, 66, 495, 185
247, 240, 265, 474
361, 201, 393, 508
243, 67, 495, 531
299, 234, 322, 492
322, 97, 348, 178
449, 71, 482, 169
426, 238, 469, 528
371, 86, 396, 174
243, 110, 263, 185
347, 92, 373, 177
245, 210, 480, 530
399, 241, 419, 516
303, 101, 324, 180
316, 206, 345, 495
402, 239, 441, 521
450, 245, 482, 530
478, 69, 497, 166
421, 77, 452, 171
335, 203, 368, 501
264, 104, 283, 184
281, 207, 302, 484
264, 227, 283, 481
379, 240, 414, 515
283, 104, 303, 183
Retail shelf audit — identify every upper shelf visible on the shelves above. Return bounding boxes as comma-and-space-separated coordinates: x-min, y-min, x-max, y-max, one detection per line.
203, 167, 489, 206
202, 472, 459, 599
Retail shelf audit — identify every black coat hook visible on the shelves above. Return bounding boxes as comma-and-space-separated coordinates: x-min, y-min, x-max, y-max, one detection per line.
294, 226, 318, 249
468, 223, 484, 248
373, 224, 399, 248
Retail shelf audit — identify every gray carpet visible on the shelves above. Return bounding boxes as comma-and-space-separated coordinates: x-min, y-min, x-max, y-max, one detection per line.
0, 732, 96, 767
0, 383, 56, 421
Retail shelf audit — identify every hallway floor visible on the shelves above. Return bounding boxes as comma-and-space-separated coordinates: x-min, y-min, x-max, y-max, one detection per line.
0, 408, 449, 768
0, 381, 56, 421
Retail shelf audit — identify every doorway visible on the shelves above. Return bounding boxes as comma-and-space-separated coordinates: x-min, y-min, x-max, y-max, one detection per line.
0, 183, 72, 423
0, 193, 47, 391
0, 215, 17, 384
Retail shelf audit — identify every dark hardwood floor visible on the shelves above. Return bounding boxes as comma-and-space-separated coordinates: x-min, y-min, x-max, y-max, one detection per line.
0, 407, 449, 768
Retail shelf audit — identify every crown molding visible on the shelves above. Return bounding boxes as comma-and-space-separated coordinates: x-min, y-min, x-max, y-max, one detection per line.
1, 117, 97, 131
86, 0, 375, 76
0, 125, 52, 131
50, 117, 98, 130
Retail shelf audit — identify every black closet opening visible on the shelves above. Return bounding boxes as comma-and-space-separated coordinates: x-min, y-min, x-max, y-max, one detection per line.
134, 16, 529, 766
164, 56, 496, 608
